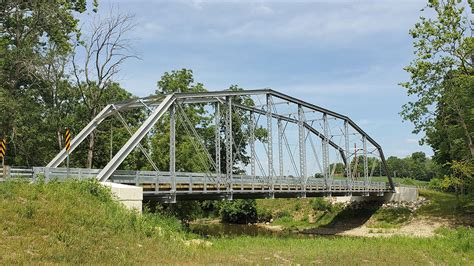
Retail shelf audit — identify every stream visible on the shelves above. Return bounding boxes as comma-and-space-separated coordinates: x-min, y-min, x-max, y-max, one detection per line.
189, 221, 327, 238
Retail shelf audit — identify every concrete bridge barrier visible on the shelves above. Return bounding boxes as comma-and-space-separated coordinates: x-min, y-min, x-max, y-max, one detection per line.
383, 185, 418, 202
101, 182, 143, 213
330, 185, 418, 204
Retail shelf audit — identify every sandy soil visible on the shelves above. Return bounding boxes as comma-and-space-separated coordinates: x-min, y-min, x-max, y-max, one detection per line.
299, 217, 451, 237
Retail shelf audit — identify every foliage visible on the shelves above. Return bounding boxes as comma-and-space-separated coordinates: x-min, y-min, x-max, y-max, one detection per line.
440, 159, 474, 195
159, 201, 203, 224
401, 0, 474, 192
0, 1, 93, 166
428, 177, 444, 189
219, 199, 258, 224
309, 198, 333, 212
151, 69, 211, 172
386, 152, 440, 181
200, 200, 222, 218
256, 207, 273, 222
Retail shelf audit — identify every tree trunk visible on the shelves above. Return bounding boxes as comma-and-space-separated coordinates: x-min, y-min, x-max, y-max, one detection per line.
87, 131, 95, 169
57, 129, 62, 150
456, 111, 474, 159
86, 109, 97, 168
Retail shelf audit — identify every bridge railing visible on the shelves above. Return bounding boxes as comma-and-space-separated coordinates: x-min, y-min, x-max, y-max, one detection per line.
1, 167, 390, 195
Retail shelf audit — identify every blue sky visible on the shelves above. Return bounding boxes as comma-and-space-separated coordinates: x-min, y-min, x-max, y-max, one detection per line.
85, 0, 431, 158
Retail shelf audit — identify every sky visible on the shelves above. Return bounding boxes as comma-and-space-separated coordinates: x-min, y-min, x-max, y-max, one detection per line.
83, 0, 432, 158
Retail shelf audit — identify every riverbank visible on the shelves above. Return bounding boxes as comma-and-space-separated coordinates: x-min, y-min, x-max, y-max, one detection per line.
0, 180, 472, 264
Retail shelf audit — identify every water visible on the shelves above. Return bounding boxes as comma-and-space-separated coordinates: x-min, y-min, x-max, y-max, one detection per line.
189, 222, 293, 237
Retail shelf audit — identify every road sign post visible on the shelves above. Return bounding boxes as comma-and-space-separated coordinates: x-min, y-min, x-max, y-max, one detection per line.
65, 129, 71, 178
1, 138, 6, 178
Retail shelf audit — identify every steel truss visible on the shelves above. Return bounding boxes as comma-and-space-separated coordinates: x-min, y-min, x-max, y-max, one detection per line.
46, 89, 395, 196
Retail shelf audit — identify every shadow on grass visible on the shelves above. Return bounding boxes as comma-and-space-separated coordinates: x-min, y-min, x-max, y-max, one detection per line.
300, 201, 384, 236
418, 190, 474, 226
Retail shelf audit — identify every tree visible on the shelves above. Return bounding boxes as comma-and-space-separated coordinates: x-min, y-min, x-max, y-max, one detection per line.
72, 12, 138, 168
150, 69, 266, 174
150, 69, 211, 172
401, 0, 474, 160
0, 0, 93, 166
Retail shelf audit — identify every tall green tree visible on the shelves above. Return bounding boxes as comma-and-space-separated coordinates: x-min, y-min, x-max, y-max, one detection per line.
0, 0, 94, 166
401, 0, 474, 193
401, 0, 474, 160
150, 69, 266, 174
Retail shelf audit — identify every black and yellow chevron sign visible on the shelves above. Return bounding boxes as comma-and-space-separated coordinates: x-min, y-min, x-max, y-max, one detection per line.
0, 138, 5, 158
65, 129, 71, 152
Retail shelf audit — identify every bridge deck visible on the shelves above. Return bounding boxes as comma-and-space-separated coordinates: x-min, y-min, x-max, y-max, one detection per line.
2, 167, 391, 202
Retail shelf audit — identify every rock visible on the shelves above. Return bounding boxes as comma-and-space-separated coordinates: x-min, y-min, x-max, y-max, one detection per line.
183, 239, 213, 247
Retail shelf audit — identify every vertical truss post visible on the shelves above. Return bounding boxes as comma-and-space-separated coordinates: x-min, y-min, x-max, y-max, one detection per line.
344, 120, 352, 192
322, 113, 330, 192
298, 105, 307, 196
363, 135, 369, 194
215, 102, 221, 190
250, 112, 256, 178
250, 111, 256, 191
266, 94, 274, 197
277, 119, 284, 189
169, 103, 176, 203
225, 96, 233, 199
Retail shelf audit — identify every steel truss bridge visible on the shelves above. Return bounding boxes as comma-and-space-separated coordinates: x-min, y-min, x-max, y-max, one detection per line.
31, 89, 394, 202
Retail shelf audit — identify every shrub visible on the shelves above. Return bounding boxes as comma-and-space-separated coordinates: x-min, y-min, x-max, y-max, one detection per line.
428, 178, 443, 190
160, 201, 203, 223
257, 207, 272, 222
310, 198, 333, 212
220, 199, 257, 224
199, 200, 222, 217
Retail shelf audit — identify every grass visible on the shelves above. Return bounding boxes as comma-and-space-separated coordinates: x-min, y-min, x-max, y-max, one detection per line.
417, 189, 474, 225
0, 179, 193, 264
368, 207, 412, 229
1, 179, 473, 264
202, 231, 474, 264
369, 176, 429, 186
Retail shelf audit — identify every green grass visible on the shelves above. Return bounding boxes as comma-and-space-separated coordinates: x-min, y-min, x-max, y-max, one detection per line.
202, 230, 474, 264
417, 189, 474, 225
0, 179, 193, 264
369, 176, 429, 186
1, 179, 473, 264
368, 207, 412, 229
